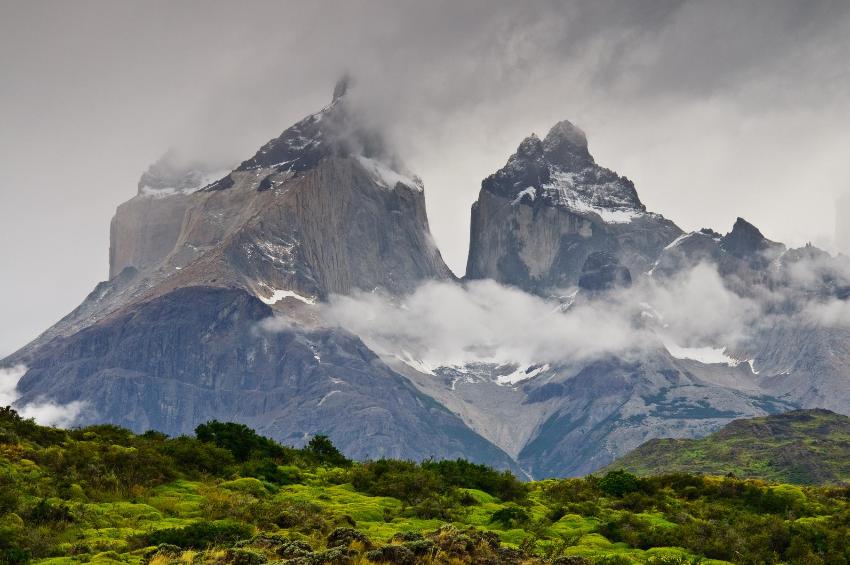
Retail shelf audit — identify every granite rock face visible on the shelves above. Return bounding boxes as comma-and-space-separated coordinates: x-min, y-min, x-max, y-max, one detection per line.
466, 120, 682, 292
9, 80, 453, 363
578, 251, 632, 292
652, 218, 786, 290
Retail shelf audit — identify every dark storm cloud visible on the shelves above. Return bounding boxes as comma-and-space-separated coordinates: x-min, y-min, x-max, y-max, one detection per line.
1, 0, 849, 355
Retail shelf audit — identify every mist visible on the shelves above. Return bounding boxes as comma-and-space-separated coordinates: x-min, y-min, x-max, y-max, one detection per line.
2, 0, 850, 355
0, 365, 85, 427
316, 249, 850, 375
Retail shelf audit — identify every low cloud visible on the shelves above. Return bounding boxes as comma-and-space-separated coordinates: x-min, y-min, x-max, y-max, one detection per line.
319, 262, 765, 370
316, 253, 850, 372
0, 364, 86, 427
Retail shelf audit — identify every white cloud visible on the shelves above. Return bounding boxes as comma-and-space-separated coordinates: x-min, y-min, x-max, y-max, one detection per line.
317, 262, 766, 370
0, 364, 86, 427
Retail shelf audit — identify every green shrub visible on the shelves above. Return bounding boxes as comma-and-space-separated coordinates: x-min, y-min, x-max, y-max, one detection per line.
226, 548, 267, 565
420, 459, 526, 501
326, 527, 371, 549
598, 470, 641, 497
26, 499, 74, 524
195, 421, 290, 463
490, 505, 530, 528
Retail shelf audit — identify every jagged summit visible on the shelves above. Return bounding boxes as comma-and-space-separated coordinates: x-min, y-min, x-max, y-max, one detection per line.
722, 217, 782, 258
229, 77, 416, 194
656, 217, 786, 280
467, 119, 681, 291
542, 120, 593, 169
482, 120, 644, 219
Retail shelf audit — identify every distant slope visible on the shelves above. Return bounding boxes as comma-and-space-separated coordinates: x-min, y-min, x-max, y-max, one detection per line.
607, 409, 850, 484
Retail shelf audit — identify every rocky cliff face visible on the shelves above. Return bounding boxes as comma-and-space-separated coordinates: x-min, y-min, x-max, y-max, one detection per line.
652, 217, 786, 291
9, 80, 453, 363
109, 151, 230, 278
466, 121, 682, 292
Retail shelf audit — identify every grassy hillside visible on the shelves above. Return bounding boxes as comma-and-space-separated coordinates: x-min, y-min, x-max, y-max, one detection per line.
607, 409, 850, 485
3, 408, 850, 564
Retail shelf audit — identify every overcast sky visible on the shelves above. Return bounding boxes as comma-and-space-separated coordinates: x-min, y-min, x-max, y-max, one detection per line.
1, 0, 849, 357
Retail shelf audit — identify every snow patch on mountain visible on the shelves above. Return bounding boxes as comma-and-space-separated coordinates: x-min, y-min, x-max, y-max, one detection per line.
495, 363, 550, 385
258, 287, 316, 305
543, 170, 643, 223
662, 340, 741, 366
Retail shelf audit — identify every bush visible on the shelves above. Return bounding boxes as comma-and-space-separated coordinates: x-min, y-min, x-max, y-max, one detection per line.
366, 545, 416, 564
226, 548, 267, 565
490, 505, 530, 528
326, 527, 371, 549
598, 470, 641, 498
195, 421, 290, 463
349, 460, 442, 504
420, 459, 526, 501
160, 435, 235, 476
26, 499, 73, 524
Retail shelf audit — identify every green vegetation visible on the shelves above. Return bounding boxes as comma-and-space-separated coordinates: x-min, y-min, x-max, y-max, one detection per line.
607, 409, 850, 485
3, 407, 850, 564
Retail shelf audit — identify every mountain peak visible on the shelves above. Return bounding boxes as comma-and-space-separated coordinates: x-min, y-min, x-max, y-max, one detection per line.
235, 77, 391, 174
729, 217, 763, 238
722, 217, 783, 259
516, 133, 544, 159
542, 120, 593, 168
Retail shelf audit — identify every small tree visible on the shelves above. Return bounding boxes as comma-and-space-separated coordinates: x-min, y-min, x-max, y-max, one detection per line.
195, 420, 287, 462
306, 435, 350, 467
598, 470, 641, 497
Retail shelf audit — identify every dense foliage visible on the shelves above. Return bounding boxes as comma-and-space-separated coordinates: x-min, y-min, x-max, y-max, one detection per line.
2, 407, 850, 564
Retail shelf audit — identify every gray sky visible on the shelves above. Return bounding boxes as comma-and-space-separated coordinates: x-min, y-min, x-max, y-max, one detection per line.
1, 0, 849, 357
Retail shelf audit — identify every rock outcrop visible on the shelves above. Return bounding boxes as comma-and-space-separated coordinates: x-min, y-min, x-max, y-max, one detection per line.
578, 251, 632, 292
466, 120, 682, 292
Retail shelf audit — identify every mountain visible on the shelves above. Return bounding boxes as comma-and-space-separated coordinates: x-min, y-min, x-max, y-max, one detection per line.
465, 120, 682, 292
607, 409, 850, 485
2, 80, 517, 470
654, 219, 850, 415
395, 344, 794, 478
651, 217, 786, 290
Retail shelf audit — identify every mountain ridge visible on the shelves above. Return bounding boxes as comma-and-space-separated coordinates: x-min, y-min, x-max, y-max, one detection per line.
606, 408, 850, 485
